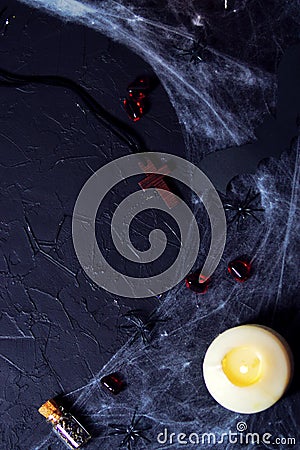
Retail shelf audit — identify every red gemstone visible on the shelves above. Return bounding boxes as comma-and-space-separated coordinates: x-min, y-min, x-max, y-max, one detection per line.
101, 373, 125, 395
185, 271, 210, 294
228, 259, 251, 282
127, 77, 150, 100
123, 98, 144, 122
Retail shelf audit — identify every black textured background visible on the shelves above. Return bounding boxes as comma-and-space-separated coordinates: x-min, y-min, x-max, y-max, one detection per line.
0, 1, 181, 447
1, 1, 300, 450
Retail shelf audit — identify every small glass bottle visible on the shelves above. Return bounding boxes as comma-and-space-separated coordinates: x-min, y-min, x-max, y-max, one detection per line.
38, 399, 91, 449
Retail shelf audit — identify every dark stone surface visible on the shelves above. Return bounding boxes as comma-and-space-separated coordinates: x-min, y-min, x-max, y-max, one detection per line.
0, 1, 300, 450
0, 1, 183, 447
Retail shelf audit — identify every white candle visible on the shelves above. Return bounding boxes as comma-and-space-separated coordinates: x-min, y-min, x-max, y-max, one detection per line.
203, 325, 293, 414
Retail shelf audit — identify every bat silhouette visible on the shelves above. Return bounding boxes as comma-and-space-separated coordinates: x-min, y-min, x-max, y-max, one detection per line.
199, 43, 300, 193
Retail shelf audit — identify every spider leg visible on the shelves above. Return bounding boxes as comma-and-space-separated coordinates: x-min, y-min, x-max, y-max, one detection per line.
132, 415, 143, 428
0, 7, 7, 19
175, 49, 191, 55
119, 324, 134, 332
237, 214, 243, 231
245, 211, 262, 223
134, 425, 152, 435
173, 44, 187, 51
141, 329, 150, 345
120, 435, 131, 449
121, 326, 143, 345
224, 203, 236, 211
144, 319, 154, 332
242, 188, 252, 207
191, 54, 202, 63
122, 435, 130, 444
131, 409, 138, 426
148, 308, 170, 325
109, 430, 127, 436
155, 317, 170, 325
120, 326, 138, 341
139, 433, 152, 443
244, 191, 260, 208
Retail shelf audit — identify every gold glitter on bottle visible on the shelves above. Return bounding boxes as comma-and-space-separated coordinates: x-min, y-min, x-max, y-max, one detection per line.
38, 398, 91, 449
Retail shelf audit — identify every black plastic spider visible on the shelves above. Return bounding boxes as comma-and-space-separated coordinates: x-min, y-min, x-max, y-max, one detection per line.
224, 189, 264, 226
176, 39, 206, 63
119, 309, 166, 346
108, 410, 152, 450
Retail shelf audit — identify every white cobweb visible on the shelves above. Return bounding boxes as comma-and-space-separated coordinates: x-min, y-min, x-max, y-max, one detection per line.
17, 0, 300, 448
19, 0, 300, 161
31, 142, 300, 449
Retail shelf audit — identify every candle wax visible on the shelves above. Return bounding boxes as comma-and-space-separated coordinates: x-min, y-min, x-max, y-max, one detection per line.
203, 325, 293, 414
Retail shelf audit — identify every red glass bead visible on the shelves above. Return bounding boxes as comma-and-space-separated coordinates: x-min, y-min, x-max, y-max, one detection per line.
228, 259, 251, 282
185, 271, 210, 294
101, 373, 125, 395
127, 77, 150, 100
123, 98, 144, 122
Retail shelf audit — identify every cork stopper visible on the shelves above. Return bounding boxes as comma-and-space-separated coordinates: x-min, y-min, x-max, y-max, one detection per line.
38, 399, 62, 423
